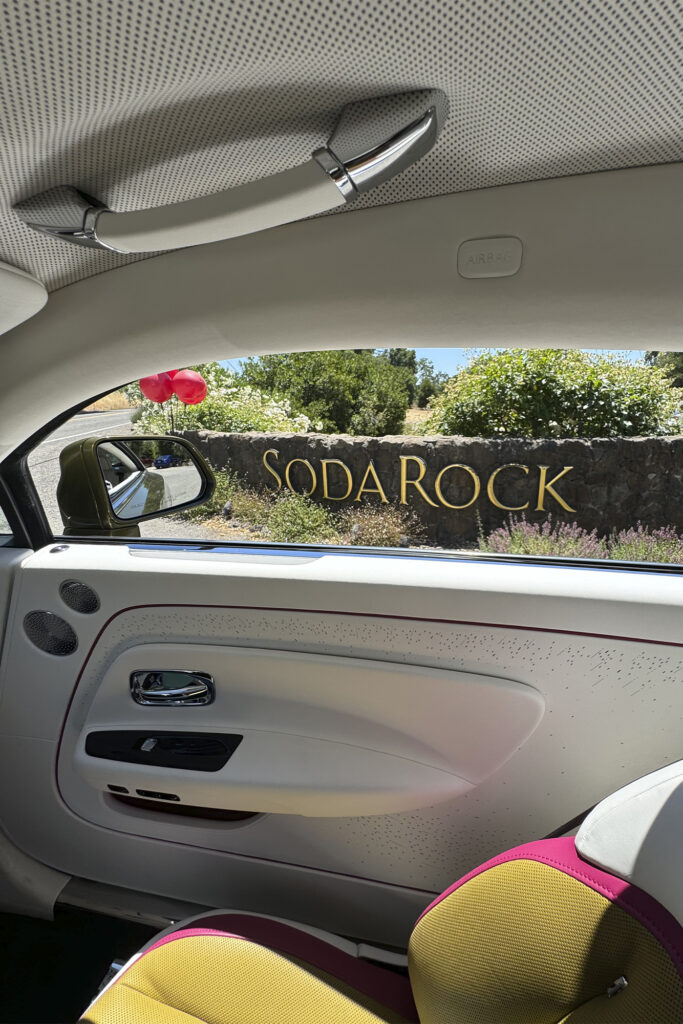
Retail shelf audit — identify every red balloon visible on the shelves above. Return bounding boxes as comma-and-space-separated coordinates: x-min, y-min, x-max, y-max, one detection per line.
140, 372, 173, 403
172, 368, 207, 405
166, 369, 180, 378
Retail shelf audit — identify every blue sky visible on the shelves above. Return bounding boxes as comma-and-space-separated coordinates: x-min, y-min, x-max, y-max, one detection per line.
224, 348, 647, 377
414, 348, 469, 374
415, 348, 647, 374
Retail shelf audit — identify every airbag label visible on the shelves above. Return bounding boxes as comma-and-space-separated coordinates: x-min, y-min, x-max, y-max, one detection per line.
457, 236, 522, 278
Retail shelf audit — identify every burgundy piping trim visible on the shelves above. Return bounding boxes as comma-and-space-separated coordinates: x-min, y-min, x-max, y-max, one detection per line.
56, 602, 682, 895
416, 837, 683, 979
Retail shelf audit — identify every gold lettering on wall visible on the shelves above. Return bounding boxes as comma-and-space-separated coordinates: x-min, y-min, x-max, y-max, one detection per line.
354, 460, 389, 503
321, 459, 353, 500
434, 464, 481, 509
536, 466, 576, 512
400, 455, 438, 507
285, 458, 317, 496
262, 448, 580, 514
262, 449, 282, 490
487, 464, 530, 510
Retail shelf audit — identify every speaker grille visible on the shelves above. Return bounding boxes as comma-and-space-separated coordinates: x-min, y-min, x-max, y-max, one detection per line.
59, 579, 100, 615
23, 610, 78, 656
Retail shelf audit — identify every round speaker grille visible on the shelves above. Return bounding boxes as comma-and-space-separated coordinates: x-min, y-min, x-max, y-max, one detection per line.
59, 579, 100, 614
23, 611, 78, 656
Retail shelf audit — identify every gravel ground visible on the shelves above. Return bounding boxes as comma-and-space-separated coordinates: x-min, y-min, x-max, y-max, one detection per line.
139, 517, 255, 542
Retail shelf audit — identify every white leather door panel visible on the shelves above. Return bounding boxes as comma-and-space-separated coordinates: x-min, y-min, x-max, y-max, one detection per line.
0, 548, 25, 634
62, 643, 543, 818
0, 541, 681, 943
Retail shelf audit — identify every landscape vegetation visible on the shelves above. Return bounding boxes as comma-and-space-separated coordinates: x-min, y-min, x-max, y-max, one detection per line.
122, 348, 683, 561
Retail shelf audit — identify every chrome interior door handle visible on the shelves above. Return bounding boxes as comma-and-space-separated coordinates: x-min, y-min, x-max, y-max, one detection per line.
131, 670, 215, 706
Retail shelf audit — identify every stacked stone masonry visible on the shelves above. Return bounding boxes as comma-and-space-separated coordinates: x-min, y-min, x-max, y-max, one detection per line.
177, 430, 683, 547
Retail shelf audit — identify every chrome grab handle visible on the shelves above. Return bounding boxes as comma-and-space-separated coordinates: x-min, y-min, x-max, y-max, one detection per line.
131, 670, 215, 707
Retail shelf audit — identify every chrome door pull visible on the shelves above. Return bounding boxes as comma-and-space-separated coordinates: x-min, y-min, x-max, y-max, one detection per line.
131, 670, 215, 706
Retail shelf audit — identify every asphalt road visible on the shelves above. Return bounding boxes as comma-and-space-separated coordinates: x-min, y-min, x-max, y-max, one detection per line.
150, 464, 204, 509
26, 409, 216, 540
28, 409, 135, 533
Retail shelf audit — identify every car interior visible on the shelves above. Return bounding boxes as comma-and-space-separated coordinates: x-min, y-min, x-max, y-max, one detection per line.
0, 2, 681, 1022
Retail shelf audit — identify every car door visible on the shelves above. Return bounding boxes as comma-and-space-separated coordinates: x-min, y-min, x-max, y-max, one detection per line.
0, 456, 681, 945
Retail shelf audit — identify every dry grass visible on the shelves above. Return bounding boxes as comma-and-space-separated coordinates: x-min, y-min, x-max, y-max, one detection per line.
84, 391, 133, 412
404, 407, 430, 426
341, 504, 424, 547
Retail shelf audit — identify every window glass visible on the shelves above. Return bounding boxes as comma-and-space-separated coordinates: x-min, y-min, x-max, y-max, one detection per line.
97, 441, 142, 490
28, 351, 683, 565
28, 394, 133, 535
28, 391, 209, 540
0, 508, 11, 537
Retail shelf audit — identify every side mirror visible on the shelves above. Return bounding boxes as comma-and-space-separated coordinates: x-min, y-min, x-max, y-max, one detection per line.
56, 435, 215, 537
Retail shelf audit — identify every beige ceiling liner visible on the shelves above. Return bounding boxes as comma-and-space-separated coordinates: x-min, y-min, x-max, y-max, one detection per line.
1, 0, 682, 292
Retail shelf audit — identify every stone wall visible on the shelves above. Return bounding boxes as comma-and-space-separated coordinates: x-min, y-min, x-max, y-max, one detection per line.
177, 430, 683, 547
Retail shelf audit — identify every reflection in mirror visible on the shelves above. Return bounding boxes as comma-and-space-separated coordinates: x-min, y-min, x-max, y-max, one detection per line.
97, 439, 203, 521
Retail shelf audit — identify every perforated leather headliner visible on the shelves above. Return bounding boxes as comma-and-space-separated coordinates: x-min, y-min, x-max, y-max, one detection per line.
1, 0, 681, 292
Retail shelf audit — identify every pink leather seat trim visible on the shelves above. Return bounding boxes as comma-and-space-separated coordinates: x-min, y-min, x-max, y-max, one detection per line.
144, 927, 245, 954
416, 836, 683, 978
179, 913, 418, 1020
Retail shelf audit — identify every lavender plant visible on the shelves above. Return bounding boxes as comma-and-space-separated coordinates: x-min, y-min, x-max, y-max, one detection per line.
609, 524, 683, 564
479, 515, 608, 558
479, 515, 683, 564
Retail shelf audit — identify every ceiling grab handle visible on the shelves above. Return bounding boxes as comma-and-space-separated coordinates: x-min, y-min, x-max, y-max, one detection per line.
14, 89, 447, 254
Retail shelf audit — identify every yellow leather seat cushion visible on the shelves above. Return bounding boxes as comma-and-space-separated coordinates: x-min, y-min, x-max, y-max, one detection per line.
82, 932, 404, 1024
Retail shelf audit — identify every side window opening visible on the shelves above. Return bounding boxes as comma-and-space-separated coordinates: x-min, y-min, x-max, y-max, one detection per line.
25, 349, 683, 567
0, 508, 11, 538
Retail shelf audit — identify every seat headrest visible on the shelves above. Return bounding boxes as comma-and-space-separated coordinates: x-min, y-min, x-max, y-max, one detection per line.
576, 760, 683, 926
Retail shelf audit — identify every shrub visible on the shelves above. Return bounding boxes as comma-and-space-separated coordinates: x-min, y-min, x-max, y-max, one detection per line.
239, 351, 412, 434
180, 468, 238, 521
341, 505, 423, 547
265, 492, 340, 544
479, 515, 608, 558
646, 351, 683, 389
427, 349, 682, 438
125, 362, 313, 434
609, 524, 683, 564
479, 516, 683, 563
231, 488, 273, 528
180, 468, 275, 529
348, 374, 413, 435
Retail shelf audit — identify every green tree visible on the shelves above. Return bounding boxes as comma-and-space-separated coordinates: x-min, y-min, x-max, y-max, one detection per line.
379, 349, 417, 403
645, 352, 683, 389
426, 349, 682, 438
415, 358, 448, 408
381, 348, 417, 371
349, 373, 412, 435
239, 351, 412, 434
